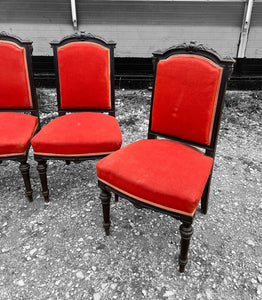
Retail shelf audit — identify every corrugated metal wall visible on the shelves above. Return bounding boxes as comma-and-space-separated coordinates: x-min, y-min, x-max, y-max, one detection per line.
0, 0, 261, 58
246, 1, 262, 58
78, 1, 244, 57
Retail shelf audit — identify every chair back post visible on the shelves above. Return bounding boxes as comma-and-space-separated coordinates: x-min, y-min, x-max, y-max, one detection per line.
148, 42, 235, 157
50, 44, 63, 116
207, 60, 234, 158
108, 38, 116, 117
147, 55, 159, 140
50, 32, 116, 117
0, 31, 39, 119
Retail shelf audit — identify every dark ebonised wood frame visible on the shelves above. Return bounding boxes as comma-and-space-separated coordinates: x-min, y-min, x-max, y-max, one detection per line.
98, 41, 235, 272
34, 32, 117, 202
149, 41, 235, 215
0, 31, 40, 202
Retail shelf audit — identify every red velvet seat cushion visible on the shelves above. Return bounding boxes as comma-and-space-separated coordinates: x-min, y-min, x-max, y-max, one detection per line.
151, 55, 222, 145
0, 41, 32, 109
96, 139, 213, 216
57, 42, 111, 109
0, 112, 38, 156
31, 112, 122, 156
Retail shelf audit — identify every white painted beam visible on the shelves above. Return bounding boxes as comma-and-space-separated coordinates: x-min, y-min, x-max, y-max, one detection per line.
71, 0, 78, 31
237, 0, 254, 58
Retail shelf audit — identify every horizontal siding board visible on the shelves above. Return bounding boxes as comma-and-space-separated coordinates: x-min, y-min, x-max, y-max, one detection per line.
78, 24, 241, 57
0, 23, 73, 55
78, 2, 244, 26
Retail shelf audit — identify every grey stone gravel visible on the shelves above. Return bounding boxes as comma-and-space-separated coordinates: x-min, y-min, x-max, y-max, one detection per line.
0, 89, 261, 299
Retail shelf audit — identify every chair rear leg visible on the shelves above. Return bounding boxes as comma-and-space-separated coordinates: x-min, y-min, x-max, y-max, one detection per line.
115, 194, 119, 202
201, 176, 212, 214
19, 160, 33, 202
99, 188, 111, 235
36, 159, 49, 202
179, 222, 194, 272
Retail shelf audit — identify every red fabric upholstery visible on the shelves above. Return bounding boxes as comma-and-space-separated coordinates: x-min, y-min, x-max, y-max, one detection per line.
96, 139, 213, 216
151, 55, 222, 145
0, 41, 32, 109
0, 112, 38, 156
57, 42, 111, 109
31, 112, 122, 156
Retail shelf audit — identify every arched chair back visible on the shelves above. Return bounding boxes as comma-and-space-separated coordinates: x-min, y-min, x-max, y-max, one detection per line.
52, 32, 116, 116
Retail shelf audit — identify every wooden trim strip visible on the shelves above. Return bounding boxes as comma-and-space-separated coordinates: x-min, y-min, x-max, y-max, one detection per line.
160, 54, 223, 69
98, 177, 196, 217
0, 151, 27, 157
33, 150, 115, 157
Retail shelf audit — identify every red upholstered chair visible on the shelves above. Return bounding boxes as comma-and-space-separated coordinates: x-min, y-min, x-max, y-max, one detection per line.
0, 32, 39, 201
31, 32, 122, 202
96, 42, 235, 272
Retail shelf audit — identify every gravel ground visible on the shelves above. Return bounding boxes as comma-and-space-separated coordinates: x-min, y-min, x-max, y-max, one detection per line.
0, 89, 261, 300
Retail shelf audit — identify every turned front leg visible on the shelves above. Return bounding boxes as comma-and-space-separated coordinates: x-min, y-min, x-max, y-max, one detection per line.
19, 160, 33, 202
36, 159, 49, 202
179, 222, 194, 272
100, 188, 111, 235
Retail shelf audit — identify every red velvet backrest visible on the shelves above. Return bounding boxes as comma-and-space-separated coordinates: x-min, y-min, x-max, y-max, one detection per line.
57, 42, 111, 109
0, 41, 32, 109
151, 54, 223, 146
